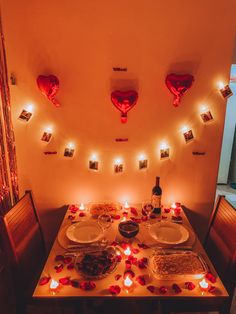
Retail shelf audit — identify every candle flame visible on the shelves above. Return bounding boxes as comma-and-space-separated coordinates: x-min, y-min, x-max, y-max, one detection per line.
199, 279, 209, 289
79, 203, 85, 210
124, 276, 133, 287
124, 201, 129, 209
124, 246, 131, 256
50, 279, 59, 290
171, 202, 177, 209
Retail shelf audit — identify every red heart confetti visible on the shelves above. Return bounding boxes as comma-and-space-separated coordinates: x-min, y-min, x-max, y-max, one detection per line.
109, 285, 121, 295
59, 277, 71, 285
147, 285, 156, 293
205, 272, 216, 283
185, 282, 195, 290
80, 281, 96, 291
115, 274, 122, 281
67, 263, 75, 270
39, 276, 51, 286
54, 263, 64, 273
172, 283, 182, 294
136, 275, 146, 286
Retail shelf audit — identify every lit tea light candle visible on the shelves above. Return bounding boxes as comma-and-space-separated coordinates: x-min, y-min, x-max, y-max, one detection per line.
79, 203, 85, 211
199, 279, 209, 291
124, 246, 132, 256
121, 216, 127, 222
171, 202, 177, 209
124, 201, 130, 209
124, 275, 133, 292
50, 279, 59, 293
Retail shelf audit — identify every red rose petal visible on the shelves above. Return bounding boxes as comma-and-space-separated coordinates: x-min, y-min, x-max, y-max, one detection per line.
185, 282, 195, 290
132, 248, 140, 254
137, 257, 148, 269
39, 276, 51, 286
159, 286, 168, 294
205, 272, 216, 283
172, 283, 182, 294
68, 215, 75, 220
128, 255, 137, 264
111, 241, 118, 246
130, 207, 138, 216
136, 275, 146, 286
116, 255, 122, 262
109, 285, 121, 295
80, 281, 96, 291
141, 216, 148, 222
122, 211, 128, 216
112, 215, 121, 220
54, 263, 64, 273
124, 269, 135, 278
67, 263, 75, 270
138, 243, 149, 249
79, 212, 85, 217
71, 279, 80, 288
64, 257, 72, 264
121, 241, 128, 249
147, 285, 156, 293
125, 260, 132, 269
208, 285, 216, 293
55, 255, 64, 262
172, 215, 182, 221
164, 207, 171, 213
115, 274, 122, 281
59, 277, 71, 285
162, 215, 168, 220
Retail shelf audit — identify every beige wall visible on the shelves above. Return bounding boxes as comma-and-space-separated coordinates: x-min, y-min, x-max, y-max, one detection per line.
1, 0, 236, 242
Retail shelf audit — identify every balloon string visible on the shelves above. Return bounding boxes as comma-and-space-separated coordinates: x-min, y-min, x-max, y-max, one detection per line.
49, 96, 60, 108
173, 95, 181, 107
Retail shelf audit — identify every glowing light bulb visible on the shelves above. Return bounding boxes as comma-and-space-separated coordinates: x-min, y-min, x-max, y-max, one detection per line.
45, 126, 53, 133
115, 158, 122, 165
139, 154, 145, 161
67, 142, 75, 149
181, 126, 188, 133
199, 279, 209, 291
160, 142, 168, 150
91, 154, 97, 161
200, 105, 208, 113
124, 246, 131, 256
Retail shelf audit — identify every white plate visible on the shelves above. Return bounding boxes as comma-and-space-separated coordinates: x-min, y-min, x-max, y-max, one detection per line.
149, 221, 189, 245
66, 221, 103, 244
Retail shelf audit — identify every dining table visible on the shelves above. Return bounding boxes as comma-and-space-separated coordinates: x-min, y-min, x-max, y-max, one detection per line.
33, 203, 229, 313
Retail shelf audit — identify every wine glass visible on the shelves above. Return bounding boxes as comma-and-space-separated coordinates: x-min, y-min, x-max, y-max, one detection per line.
98, 213, 112, 231
142, 201, 154, 227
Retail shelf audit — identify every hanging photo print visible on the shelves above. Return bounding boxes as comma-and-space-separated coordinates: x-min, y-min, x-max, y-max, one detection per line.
219, 84, 233, 99
160, 148, 170, 159
41, 131, 52, 142
183, 129, 194, 143
89, 160, 99, 170
200, 110, 213, 123
139, 159, 148, 169
18, 109, 32, 122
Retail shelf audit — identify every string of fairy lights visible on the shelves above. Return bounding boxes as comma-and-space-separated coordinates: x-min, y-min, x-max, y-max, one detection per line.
17, 81, 232, 173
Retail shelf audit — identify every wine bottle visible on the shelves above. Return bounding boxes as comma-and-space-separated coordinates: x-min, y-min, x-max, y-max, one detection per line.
151, 176, 162, 217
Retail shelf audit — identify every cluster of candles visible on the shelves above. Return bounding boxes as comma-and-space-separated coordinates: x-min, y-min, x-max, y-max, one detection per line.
17, 81, 232, 166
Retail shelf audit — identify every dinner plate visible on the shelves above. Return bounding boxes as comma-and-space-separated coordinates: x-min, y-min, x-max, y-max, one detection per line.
149, 221, 189, 245
66, 221, 103, 243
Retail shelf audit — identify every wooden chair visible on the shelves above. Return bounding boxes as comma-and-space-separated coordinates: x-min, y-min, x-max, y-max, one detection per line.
204, 195, 236, 314
0, 190, 46, 313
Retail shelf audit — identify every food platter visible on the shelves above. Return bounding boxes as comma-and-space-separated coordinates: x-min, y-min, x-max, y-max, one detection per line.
89, 202, 121, 217
66, 221, 103, 244
149, 221, 189, 245
149, 250, 208, 280
75, 246, 118, 279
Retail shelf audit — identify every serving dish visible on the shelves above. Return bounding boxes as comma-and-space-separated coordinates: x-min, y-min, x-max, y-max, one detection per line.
75, 246, 118, 279
149, 250, 208, 280
89, 202, 121, 217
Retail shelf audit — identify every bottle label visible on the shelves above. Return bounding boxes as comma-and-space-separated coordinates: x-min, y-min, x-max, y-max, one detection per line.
152, 195, 161, 216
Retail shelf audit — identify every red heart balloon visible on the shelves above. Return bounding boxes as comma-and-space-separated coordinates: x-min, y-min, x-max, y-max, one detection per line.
37, 75, 60, 107
165, 73, 194, 107
111, 90, 138, 123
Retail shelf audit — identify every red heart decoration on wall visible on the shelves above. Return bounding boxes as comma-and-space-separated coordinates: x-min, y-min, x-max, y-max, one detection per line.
37, 75, 60, 107
165, 73, 194, 107
111, 90, 138, 123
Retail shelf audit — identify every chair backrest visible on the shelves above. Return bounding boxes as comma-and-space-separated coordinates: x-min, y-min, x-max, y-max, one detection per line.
204, 195, 236, 297
0, 191, 45, 290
